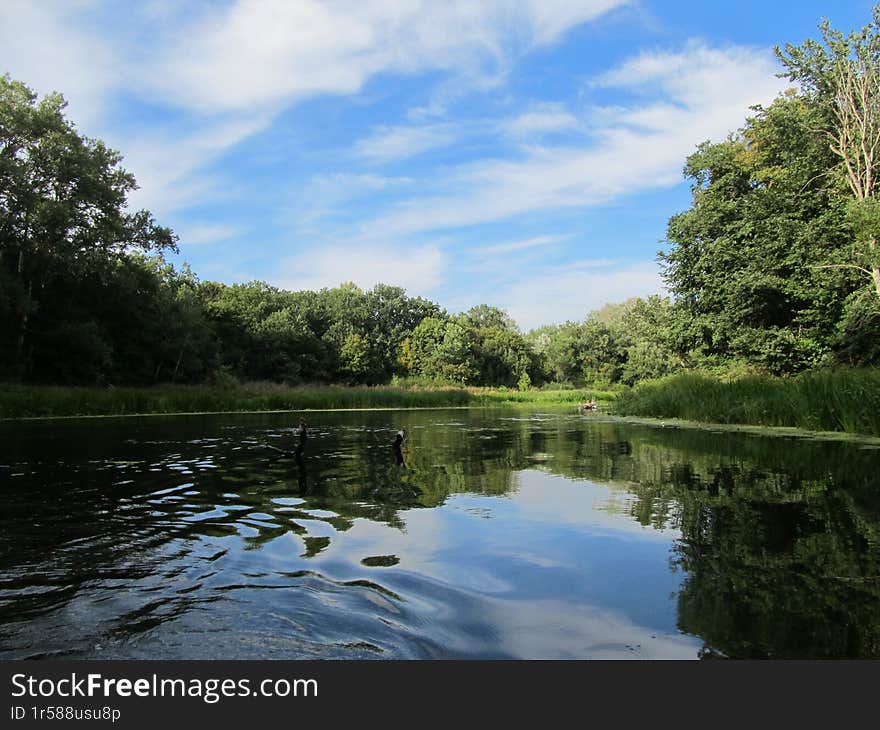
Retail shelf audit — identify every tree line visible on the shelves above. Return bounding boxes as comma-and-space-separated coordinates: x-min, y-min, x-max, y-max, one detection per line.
2, 8, 880, 389
0, 73, 661, 390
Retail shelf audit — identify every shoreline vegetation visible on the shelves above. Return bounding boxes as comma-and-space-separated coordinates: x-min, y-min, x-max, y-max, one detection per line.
4, 369, 879, 439
614, 369, 880, 437
0, 383, 616, 420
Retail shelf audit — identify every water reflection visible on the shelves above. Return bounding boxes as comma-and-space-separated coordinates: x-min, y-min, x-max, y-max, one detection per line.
1, 410, 879, 659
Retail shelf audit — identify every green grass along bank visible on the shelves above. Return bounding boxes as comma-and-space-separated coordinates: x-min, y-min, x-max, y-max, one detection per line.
0, 383, 617, 420
5, 370, 879, 439
614, 369, 880, 437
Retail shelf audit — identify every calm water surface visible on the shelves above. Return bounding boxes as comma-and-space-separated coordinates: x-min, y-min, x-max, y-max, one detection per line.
1, 409, 879, 659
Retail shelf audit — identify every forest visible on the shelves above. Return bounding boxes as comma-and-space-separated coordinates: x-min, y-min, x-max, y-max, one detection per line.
2, 11, 879, 402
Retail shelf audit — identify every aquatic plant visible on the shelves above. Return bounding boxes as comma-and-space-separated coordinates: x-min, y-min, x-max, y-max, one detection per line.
614, 369, 880, 436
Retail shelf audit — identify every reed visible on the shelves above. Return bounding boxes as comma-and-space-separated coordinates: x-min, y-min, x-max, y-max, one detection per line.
0, 383, 612, 419
614, 369, 880, 436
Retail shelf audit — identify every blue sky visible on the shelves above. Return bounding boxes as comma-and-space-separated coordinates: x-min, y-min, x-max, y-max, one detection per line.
1, 1, 873, 329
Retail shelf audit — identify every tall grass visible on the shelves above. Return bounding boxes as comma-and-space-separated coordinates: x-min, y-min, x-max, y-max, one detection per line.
614, 369, 880, 436
467, 386, 618, 406
0, 382, 612, 419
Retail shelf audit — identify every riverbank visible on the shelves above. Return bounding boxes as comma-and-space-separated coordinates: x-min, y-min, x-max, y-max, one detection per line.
0, 383, 616, 419
614, 369, 880, 437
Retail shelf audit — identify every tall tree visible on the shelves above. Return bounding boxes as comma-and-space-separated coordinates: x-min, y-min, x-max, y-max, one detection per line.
777, 8, 880, 300
0, 75, 175, 378
661, 92, 859, 373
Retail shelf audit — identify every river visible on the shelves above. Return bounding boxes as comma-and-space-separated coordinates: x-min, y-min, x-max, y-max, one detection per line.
1, 408, 878, 659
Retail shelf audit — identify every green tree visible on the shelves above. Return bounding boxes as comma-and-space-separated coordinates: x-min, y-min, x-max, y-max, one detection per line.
777, 7, 880, 300
408, 316, 448, 381
108, 256, 215, 384
407, 315, 480, 384
437, 319, 478, 384
580, 317, 625, 385
463, 305, 536, 387
339, 332, 372, 382
473, 325, 535, 386
661, 91, 859, 373
363, 284, 440, 382
529, 322, 584, 384
201, 281, 327, 383
0, 75, 175, 379
464, 304, 517, 331
614, 296, 678, 384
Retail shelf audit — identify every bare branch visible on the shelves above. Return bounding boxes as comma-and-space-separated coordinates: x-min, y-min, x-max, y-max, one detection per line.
809, 263, 876, 277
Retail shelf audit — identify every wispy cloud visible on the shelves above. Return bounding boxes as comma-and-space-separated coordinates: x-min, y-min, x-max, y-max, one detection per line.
145, 1, 631, 114
355, 43, 788, 240
122, 113, 273, 215
355, 124, 458, 164
270, 41, 785, 311
503, 103, 579, 138
500, 259, 664, 330
276, 243, 446, 295
0, 1, 119, 129
523, 0, 633, 46
473, 234, 571, 255
1, 0, 629, 220
288, 172, 414, 228
176, 223, 246, 247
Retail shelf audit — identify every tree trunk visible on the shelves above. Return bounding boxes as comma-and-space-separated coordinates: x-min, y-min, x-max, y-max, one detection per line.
171, 348, 183, 383
14, 248, 29, 378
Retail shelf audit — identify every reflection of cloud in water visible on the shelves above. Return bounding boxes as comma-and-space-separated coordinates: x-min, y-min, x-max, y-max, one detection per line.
320, 509, 445, 567
303, 472, 688, 652
331, 511, 514, 594
6, 409, 879, 659
321, 470, 683, 605
509, 470, 680, 540
483, 597, 701, 659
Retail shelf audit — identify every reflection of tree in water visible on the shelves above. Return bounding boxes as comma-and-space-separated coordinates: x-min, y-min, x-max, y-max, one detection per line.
455, 418, 880, 659
310, 413, 880, 665
667, 467, 880, 658
3, 411, 880, 657
550, 426, 880, 659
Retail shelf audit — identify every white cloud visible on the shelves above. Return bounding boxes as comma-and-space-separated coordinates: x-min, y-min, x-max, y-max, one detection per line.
355, 124, 458, 164
1, 0, 628, 220
122, 113, 273, 215
146, 0, 630, 114
473, 234, 570, 256
503, 103, 579, 137
356, 43, 788, 239
523, 0, 633, 46
175, 223, 246, 247
500, 260, 665, 330
0, 1, 118, 129
289, 173, 415, 228
594, 42, 785, 120
277, 243, 446, 295
299, 173, 416, 209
